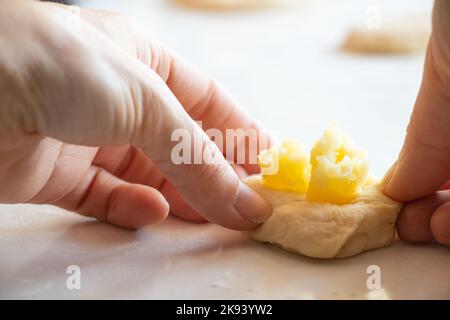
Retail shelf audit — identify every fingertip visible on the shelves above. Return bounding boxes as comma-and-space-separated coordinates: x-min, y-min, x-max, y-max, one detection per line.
234, 181, 272, 225
396, 199, 435, 242
430, 202, 450, 245
107, 184, 169, 229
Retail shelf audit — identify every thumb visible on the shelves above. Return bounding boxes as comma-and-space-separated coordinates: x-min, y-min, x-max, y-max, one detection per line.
383, 45, 450, 202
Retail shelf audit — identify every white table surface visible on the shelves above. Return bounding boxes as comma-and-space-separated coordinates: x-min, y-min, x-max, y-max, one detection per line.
1, 0, 449, 299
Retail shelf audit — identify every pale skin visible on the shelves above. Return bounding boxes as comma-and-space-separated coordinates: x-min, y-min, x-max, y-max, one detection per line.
0, 1, 448, 246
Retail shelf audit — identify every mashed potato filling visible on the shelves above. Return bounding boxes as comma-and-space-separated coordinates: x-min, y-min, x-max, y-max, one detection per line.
258, 125, 370, 205
258, 139, 311, 193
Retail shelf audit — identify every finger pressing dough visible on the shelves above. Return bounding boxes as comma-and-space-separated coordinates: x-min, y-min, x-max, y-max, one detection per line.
342, 15, 430, 54
173, 0, 301, 11
245, 175, 401, 258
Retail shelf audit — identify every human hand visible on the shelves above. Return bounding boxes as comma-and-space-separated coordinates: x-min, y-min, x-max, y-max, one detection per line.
0, 0, 271, 230
383, 0, 450, 245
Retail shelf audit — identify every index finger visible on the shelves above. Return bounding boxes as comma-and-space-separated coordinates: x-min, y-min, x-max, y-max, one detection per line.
157, 50, 273, 174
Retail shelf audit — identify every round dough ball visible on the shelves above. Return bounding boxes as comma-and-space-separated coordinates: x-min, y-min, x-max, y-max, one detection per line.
173, 0, 300, 11
342, 15, 430, 54
244, 175, 402, 259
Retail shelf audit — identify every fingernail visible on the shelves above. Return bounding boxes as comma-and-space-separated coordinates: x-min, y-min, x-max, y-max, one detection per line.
234, 181, 272, 224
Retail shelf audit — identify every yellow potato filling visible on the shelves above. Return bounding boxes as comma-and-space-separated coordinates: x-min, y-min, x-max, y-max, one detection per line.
258, 139, 311, 193
258, 125, 370, 204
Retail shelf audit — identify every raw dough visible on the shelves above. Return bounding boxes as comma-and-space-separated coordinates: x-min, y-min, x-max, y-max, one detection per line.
342, 15, 430, 54
173, 0, 300, 11
244, 175, 401, 259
